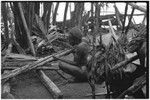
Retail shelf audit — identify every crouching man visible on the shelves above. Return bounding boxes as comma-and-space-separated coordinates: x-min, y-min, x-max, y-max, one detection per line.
56, 27, 91, 81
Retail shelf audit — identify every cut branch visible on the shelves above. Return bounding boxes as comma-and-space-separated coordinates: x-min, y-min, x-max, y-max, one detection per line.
2, 66, 59, 70
129, 3, 146, 13
110, 55, 138, 72
36, 70, 63, 98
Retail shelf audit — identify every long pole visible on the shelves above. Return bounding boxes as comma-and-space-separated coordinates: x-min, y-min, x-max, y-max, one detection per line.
18, 3, 36, 56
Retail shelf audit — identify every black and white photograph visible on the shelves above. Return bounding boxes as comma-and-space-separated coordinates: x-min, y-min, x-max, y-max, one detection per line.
1, 1, 148, 99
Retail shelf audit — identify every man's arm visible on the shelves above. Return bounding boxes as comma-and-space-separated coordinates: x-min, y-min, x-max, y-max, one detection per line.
53, 56, 77, 66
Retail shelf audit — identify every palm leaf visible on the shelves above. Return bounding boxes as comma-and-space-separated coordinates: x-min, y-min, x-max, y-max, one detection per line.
32, 24, 47, 39
35, 14, 47, 34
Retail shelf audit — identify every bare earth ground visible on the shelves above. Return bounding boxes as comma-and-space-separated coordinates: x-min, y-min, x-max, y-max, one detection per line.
9, 54, 107, 99
10, 70, 106, 99
10, 71, 53, 99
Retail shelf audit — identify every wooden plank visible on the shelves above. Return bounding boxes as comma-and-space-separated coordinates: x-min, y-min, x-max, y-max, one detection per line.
37, 70, 63, 98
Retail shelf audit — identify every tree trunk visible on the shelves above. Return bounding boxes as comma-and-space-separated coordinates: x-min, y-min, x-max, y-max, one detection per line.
73, 3, 84, 29
91, 3, 94, 17
28, 3, 34, 35
11, 3, 29, 50
74, 3, 78, 25
53, 2, 59, 25
114, 4, 123, 28
18, 3, 36, 56
125, 8, 135, 35
122, 3, 128, 33
1, 3, 9, 46
63, 3, 69, 29
77, 3, 84, 29
90, 3, 94, 32
42, 3, 52, 31
98, 3, 102, 44
88, 3, 100, 99
70, 3, 76, 27
34, 2, 40, 15
36, 70, 63, 98
46, 3, 52, 31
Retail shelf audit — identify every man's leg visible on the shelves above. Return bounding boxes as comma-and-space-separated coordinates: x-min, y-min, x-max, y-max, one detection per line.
59, 61, 87, 81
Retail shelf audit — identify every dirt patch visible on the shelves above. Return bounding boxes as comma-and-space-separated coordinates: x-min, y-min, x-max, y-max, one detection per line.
10, 70, 53, 99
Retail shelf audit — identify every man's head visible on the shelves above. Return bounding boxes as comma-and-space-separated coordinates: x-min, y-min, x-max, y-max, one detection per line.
68, 27, 82, 46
